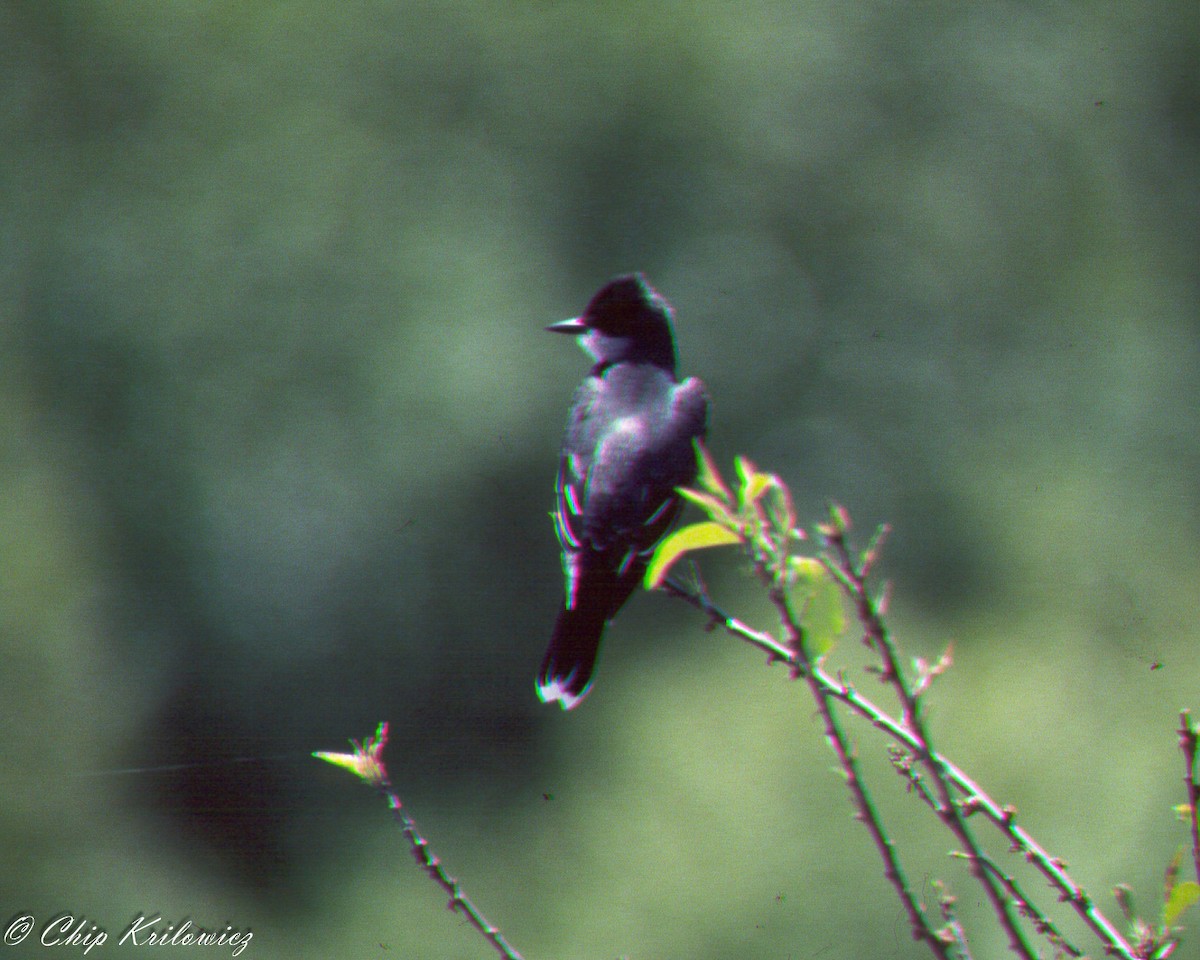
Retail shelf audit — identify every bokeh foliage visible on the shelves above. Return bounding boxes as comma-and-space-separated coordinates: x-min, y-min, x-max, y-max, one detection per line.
2, 1, 1197, 957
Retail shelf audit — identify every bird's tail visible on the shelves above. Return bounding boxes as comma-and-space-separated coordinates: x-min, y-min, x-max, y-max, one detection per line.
539, 548, 646, 710
537, 598, 608, 711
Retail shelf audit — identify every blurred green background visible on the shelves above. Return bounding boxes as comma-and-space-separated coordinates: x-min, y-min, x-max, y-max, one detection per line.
3, 1, 1198, 957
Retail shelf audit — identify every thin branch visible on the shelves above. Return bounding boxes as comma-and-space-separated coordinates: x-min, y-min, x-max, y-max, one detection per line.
938, 745, 1135, 959
315, 725, 525, 960
821, 520, 1036, 960
1179, 710, 1200, 887
931, 881, 973, 960
664, 575, 951, 954
896, 749, 1084, 958
767, 582, 956, 958
660, 577, 1137, 960
661, 575, 793, 661
888, 745, 943, 815
965, 852, 1084, 958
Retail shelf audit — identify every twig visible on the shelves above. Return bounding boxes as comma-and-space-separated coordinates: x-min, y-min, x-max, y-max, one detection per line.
900, 749, 1084, 957
1179, 710, 1200, 886
821, 519, 1036, 960
661, 576, 792, 661
889, 745, 941, 814
931, 881, 973, 960
663, 575, 952, 954
659, 577, 1137, 960
940, 749, 1134, 958
964, 852, 1084, 958
315, 724, 525, 960
768, 582, 956, 957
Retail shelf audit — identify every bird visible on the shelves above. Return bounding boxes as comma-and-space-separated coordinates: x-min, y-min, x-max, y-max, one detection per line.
538, 274, 709, 710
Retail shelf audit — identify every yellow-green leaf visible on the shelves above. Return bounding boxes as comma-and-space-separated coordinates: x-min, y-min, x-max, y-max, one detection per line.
313, 723, 389, 788
735, 455, 757, 489
789, 556, 845, 655
1166, 846, 1184, 896
1114, 883, 1136, 924
1164, 880, 1200, 928
729, 456, 748, 487
762, 480, 796, 537
694, 441, 731, 501
742, 471, 774, 506
676, 486, 738, 527
645, 521, 742, 589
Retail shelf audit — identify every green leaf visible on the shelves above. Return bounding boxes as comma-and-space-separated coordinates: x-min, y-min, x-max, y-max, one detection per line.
1163, 880, 1200, 928
313, 722, 389, 788
1114, 883, 1136, 924
762, 480, 796, 540
694, 441, 731, 501
789, 556, 845, 655
735, 455, 757, 490
1165, 846, 1184, 900
736, 455, 777, 514
676, 486, 739, 528
645, 522, 742, 589
742, 470, 774, 506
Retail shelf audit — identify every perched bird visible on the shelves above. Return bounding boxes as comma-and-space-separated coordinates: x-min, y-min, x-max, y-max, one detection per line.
538, 274, 709, 710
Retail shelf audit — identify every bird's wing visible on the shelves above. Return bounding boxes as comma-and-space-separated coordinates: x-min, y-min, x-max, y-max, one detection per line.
552, 378, 601, 556
670, 376, 710, 449
556, 369, 708, 553
580, 375, 708, 559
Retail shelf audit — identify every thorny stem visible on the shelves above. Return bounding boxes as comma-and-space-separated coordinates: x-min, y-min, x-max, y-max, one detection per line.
967, 853, 1084, 958
1178, 710, 1200, 887
659, 576, 1137, 960
888, 745, 940, 813
894, 756, 1084, 959
382, 789, 524, 960
932, 881, 973, 960
932, 743, 1134, 959
319, 726, 524, 960
765, 580, 955, 957
821, 524, 1036, 960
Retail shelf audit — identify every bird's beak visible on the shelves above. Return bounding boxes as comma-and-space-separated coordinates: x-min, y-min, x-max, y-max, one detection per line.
546, 316, 587, 334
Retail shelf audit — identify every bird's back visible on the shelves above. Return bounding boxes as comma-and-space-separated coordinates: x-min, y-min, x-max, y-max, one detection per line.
564, 363, 707, 549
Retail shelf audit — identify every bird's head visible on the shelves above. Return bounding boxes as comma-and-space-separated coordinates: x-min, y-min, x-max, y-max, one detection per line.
547, 274, 678, 371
